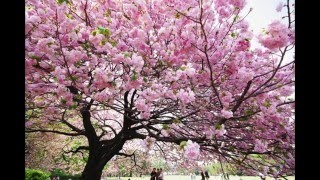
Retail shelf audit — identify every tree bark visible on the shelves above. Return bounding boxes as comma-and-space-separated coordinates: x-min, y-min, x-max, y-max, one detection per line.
81, 146, 117, 180
80, 105, 105, 180
81, 159, 104, 180
80, 95, 133, 179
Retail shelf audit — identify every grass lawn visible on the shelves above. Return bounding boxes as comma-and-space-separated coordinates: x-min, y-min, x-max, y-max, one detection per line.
102, 175, 295, 180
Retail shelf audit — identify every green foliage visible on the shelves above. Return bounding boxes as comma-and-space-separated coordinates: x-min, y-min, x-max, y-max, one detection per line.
172, 118, 181, 124
119, 164, 127, 175
205, 163, 238, 175
74, 60, 83, 68
61, 98, 67, 104
157, 60, 164, 67
151, 158, 169, 171
97, 27, 111, 38
104, 9, 112, 17
206, 163, 237, 175
60, 152, 87, 165
80, 42, 91, 49
57, 0, 69, 5
50, 168, 81, 180
123, 52, 131, 57
215, 123, 222, 130
109, 39, 118, 47
249, 154, 276, 164
68, 103, 78, 110
131, 70, 138, 81
25, 168, 50, 180
70, 141, 82, 151
263, 100, 272, 108
101, 39, 107, 45
179, 141, 187, 149
35, 150, 47, 159
103, 163, 110, 170
179, 66, 187, 71
29, 55, 41, 61
162, 124, 170, 130
244, 108, 255, 116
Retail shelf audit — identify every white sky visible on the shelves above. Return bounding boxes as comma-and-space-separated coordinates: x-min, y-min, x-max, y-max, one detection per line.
245, 0, 295, 64
245, 0, 286, 34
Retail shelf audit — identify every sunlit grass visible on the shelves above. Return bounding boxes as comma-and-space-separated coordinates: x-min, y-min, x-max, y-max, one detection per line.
102, 175, 295, 180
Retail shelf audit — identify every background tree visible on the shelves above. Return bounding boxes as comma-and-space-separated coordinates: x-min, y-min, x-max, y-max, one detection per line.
25, 0, 295, 179
25, 131, 88, 174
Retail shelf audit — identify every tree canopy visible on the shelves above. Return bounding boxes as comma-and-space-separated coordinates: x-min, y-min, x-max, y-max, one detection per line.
25, 0, 295, 179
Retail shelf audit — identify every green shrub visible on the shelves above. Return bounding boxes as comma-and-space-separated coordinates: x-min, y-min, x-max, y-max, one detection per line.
50, 168, 81, 180
25, 168, 50, 180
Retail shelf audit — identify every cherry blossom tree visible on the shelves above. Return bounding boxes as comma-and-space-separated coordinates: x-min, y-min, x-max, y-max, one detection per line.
25, 132, 65, 171
25, 0, 295, 179
26, 131, 89, 174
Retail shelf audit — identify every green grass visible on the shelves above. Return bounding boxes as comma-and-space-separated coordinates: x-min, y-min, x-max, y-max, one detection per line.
102, 175, 295, 180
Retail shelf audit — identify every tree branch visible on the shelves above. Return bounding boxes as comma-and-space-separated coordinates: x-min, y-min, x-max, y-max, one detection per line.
25, 129, 85, 136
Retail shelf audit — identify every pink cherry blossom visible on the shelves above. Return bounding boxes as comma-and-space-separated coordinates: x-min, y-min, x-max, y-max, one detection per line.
258, 20, 291, 50
221, 109, 233, 118
234, 39, 250, 52
237, 67, 254, 82
184, 140, 200, 160
214, 124, 227, 137
276, 2, 284, 12
141, 136, 156, 150
176, 88, 195, 105
229, 0, 246, 9
254, 140, 268, 153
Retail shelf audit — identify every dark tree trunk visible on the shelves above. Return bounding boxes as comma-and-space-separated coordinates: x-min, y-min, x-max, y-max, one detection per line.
81, 149, 106, 180
80, 107, 106, 180
79, 93, 134, 180
80, 133, 127, 180
81, 162, 104, 180
80, 141, 127, 180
